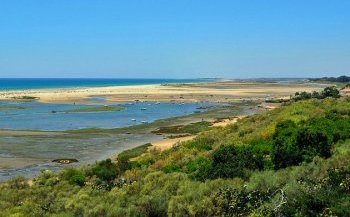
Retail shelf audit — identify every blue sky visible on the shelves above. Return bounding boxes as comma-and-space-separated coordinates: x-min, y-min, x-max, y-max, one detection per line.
0, 0, 349, 78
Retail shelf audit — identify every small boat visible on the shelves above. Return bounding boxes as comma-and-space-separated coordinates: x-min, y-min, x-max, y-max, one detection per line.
141, 108, 147, 110
141, 121, 148, 124
156, 102, 161, 104
131, 119, 136, 121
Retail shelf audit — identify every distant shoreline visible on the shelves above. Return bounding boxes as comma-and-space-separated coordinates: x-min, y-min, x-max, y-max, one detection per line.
0, 78, 216, 91
0, 79, 328, 104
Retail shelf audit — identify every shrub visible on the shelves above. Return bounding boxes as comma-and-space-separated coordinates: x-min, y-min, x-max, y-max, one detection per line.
186, 156, 212, 181
62, 168, 86, 186
92, 158, 118, 182
115, 143, 153, 172
212, 187, 271, 216
129, 156, 154, 169
183, 139, 213, 151
7, 176, 29, 189
272, 120, 302, 169
272, 119, 333, 169
293, 86, 340, 101
194, 144, 264, 181
321, 86, 340, 98
69, 174, 86, 186
296, 127, 331, 162
162, 164, 181, 173
186, 156, 211, 173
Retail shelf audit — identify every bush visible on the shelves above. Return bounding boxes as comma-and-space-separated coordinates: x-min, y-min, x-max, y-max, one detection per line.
293, 86, 340, 101
61, 168, 86, 186
92, 158, 118, 182
186, 156, 212, 181
7, 176, 29, 189
183, 139, 213, 151
116, 143, 153, 172
272, 119, 333, 169
194, 144, 264, 181
69, 174, 86, 186
213, 187, 271, 216
321, 86, 340, 98
296, 127, 331, 162
272, 120, 300, 169
129, 156, 154, 169
162, 164, 181, 173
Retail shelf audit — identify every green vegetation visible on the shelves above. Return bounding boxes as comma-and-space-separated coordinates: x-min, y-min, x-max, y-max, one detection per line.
293, 86, 340, 101
11, 95, 39, 100
1, 92, 350, 216
92, 159, 118, 183
342, 83, 350, 89
265, 98, 290, 103
309, 75, 350, 83
116, 143, 154, 171
64, 105, 124, 113
117, 143, 152, 160
151, 121, 212, 134
62, 168, 86, 186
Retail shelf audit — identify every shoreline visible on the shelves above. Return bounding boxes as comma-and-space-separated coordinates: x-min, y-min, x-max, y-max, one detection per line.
0, 80, 329, 180
0, 103, 256, 179
148, 116, 242, 152
0, 80, 329, 104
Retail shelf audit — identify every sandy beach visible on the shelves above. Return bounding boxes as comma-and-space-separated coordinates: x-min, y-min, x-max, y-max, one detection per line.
0, 80, 328, 104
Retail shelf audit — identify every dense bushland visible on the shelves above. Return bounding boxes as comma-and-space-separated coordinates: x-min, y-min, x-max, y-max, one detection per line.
1, 95, 350, 216
293, 86, 340, 101
309, 75, 350, 83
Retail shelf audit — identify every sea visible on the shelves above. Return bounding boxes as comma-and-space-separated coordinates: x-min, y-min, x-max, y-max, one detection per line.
0, 78, 214, 91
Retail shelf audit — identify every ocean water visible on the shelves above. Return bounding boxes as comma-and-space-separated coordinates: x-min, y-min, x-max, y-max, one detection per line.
0, 78, 213, 91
